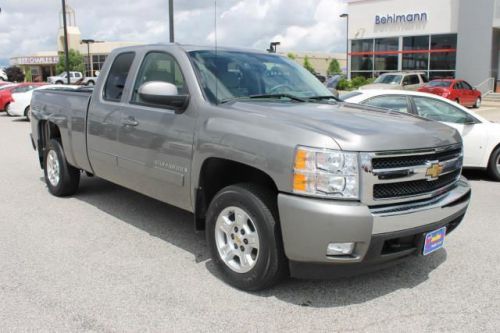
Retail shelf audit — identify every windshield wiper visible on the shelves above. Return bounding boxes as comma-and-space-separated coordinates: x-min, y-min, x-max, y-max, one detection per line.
306, 95, 341, 102
220, 94, 306, 104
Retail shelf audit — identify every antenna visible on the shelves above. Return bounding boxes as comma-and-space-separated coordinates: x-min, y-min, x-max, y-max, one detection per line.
214, 0, 218, 103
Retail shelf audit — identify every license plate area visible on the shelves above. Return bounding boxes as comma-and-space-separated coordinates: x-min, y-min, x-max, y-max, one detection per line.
423, 226, 446, 256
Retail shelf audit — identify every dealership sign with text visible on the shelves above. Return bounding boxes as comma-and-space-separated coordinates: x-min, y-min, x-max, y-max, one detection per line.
11, 56, 60, 66
375, 13, 428, 25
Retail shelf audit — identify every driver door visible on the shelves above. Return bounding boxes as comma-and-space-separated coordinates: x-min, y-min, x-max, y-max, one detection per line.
411, 96, 487, 167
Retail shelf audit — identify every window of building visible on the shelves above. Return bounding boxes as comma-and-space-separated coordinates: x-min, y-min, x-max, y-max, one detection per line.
403, 36, 429, 50
428, 71, 455, 80
351, 39, 373, 53
103, 52, 135, 102
351, 55, 373, 71
402, 53, 428, 71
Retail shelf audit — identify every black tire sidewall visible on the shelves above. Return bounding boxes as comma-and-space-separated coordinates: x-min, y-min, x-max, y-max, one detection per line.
488, 147, 500, 181
43, 139, 80, 196
206, 185, 284, 290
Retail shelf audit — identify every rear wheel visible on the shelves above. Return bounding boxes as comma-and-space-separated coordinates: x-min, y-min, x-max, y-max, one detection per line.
24, 106, 30, 120
86, 80, 95, 86
473, 97, 481, 108
206, 183, 287, 291
455, 98, 460, 105
44, 139, 80, 196
487, 147, 500, 181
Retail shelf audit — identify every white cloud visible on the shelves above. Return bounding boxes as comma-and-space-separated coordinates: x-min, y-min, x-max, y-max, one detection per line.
0, 0, 347, 61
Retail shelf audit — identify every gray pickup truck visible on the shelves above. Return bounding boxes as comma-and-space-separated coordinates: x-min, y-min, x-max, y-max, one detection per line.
30, 44, 471, 291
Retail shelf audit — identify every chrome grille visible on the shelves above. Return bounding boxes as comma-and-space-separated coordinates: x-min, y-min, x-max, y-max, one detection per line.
360, 144, 463, 206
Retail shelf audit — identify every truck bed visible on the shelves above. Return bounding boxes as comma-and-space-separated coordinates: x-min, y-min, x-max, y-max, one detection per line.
31, 87, 94, 172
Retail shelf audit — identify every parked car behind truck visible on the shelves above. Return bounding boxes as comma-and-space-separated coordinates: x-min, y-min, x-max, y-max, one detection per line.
47, 71, 83, 84
30, 44, 471, 291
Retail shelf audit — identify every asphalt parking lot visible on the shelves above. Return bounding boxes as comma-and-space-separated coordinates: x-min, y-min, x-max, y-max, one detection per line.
0, 111, 499, 332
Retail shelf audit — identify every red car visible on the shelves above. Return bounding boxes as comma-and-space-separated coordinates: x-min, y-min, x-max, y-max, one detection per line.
418, 79, 482, 108
0, 82, 46, 111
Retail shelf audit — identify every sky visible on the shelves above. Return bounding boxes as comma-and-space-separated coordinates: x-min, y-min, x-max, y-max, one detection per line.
0, 0, 348, 66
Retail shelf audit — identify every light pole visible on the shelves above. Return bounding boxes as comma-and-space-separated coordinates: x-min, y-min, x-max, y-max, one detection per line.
169, 0, 174, 42
81, 39, 95, 77
61, 0, 70, 84
340, 13, 349, 79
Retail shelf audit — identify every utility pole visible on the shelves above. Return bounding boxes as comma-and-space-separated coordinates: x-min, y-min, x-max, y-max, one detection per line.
81, 39, 95, 76
169, 0, 174, 43
340, 13, 349, 79
61, 0, 70, 84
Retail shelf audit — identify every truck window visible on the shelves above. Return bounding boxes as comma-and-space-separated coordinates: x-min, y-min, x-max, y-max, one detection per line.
104, 52, 135, 102
131, 52, 186, 104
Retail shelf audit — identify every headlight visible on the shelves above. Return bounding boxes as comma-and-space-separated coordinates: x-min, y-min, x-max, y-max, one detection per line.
293, 146, 359, 199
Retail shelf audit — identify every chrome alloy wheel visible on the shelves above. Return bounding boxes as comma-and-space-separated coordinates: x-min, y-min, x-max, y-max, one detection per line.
215, 206, 260, 273
46, 150, 61, 187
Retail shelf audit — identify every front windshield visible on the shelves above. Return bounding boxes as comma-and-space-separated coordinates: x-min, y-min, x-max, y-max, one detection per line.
188, 50, 333, 103
427, 81, 452, 87
374, 74, 402, 85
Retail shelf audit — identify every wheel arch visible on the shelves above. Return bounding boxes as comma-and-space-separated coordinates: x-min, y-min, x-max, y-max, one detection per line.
194, 157, 279, 231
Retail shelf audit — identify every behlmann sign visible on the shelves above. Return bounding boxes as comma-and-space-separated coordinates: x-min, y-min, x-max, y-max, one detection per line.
375, 13, 428, 25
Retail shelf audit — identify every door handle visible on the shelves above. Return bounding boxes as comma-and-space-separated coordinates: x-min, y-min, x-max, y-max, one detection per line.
122, 117, 139, 127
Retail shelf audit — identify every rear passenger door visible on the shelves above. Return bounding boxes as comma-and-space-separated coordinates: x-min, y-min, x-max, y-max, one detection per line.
115, 51, 196, 211
87, 52, 136, 183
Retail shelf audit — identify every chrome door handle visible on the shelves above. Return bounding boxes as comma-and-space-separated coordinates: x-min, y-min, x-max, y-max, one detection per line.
122, 117, 139, 127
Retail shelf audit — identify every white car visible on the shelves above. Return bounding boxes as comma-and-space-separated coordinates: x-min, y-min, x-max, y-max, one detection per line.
6, 85, 79, 120
343, 89, 500, 180
0, 68, 7, 81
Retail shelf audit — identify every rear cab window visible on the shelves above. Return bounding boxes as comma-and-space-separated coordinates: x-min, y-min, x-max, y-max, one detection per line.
103, 52, 135, 102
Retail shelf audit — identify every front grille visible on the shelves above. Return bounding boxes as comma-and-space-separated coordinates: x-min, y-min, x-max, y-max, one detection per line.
373, 170, 460, 199
372, 148, 462, 169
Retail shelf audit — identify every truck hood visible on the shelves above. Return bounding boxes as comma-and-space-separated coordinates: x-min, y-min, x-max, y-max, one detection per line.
224, 101, 461, 152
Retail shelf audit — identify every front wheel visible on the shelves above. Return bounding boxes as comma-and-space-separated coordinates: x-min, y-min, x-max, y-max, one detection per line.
206, 183, 287, 291
473, 97, 481, 108
487, 147, 500, 181
44, 139, 80, 196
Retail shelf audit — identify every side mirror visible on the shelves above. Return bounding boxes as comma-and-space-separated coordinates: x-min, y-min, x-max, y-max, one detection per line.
464, 115, 478, 125
138, 81, 189, 112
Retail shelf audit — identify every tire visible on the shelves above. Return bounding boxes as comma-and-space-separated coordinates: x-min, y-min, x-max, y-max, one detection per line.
44, 139, 80, 196
206, 183, 287, 291
5, 105, 11, 116
24, 106, 30, 121
455, 98, 460, 105
86, 80, 95, 86
473, 97, 481, 109
55, 81, 63, 85
487, 146, 500, 181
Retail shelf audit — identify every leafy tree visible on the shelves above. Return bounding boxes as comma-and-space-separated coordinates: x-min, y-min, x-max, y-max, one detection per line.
303, 56, 315, 73
25, 70, 32, 82
56, 49, 85, 75
287, 52, 296, 60
5, 66, 25, 82
327, 58, 341, 75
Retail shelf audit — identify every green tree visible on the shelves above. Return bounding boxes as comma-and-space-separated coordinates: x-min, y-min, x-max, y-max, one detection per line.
56, 49, 85, 75
303, 56, 315, 73
327, 58, 341, 75
5, 66, 25, 82
25, 69, 32, 82
287, 52, 296, 60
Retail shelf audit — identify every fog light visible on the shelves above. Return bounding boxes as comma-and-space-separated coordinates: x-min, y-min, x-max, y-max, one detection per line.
327, 242, 355, 256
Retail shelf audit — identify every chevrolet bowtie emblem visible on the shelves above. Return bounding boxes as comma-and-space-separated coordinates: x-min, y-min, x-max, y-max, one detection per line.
426, 163, 443, 180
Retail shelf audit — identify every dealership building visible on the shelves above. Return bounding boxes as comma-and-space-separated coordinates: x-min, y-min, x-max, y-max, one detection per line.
9, 6, 139, 81
346, 0, 500, 91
